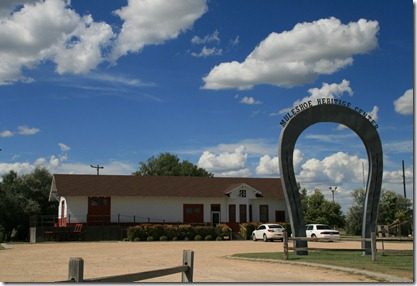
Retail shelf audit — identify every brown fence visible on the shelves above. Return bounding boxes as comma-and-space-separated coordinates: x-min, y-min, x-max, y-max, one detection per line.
282, 231, 412, 262
60, 250, 194, 282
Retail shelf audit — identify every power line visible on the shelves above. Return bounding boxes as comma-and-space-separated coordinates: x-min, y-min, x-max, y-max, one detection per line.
402, 160, 407, 198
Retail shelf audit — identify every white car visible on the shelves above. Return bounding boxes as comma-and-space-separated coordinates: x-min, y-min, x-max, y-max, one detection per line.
252, 224, 285, 242
305, 224, 340, 241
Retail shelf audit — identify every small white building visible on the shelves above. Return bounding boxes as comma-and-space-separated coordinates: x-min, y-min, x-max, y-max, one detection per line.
49, 174, 287, 231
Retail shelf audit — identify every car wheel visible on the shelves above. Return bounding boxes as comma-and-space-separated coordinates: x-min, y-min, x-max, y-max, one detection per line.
311, 234, 317, 241
252, 234, 257, 241
263, 234, 268, 242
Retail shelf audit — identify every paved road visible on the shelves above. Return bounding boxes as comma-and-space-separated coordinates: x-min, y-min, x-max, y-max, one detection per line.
0, 240, 412, 282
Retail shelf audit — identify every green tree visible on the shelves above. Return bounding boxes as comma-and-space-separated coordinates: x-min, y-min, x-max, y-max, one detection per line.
377, 190, 412, 235
345, 188, 366, 235
345, 189, 413, 235
301, 189, 345, 228
0, 168, 57, 241
134, 153, 213, 177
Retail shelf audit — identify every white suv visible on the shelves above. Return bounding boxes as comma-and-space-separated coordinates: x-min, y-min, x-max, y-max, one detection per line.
305, 224, 340, 241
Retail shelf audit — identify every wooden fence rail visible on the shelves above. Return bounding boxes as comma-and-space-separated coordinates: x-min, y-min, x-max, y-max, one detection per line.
283, 231, 380, 262
64, 250, 194, 283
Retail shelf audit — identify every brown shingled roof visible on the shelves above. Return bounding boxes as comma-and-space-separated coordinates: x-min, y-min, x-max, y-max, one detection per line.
51, 174, 283, 199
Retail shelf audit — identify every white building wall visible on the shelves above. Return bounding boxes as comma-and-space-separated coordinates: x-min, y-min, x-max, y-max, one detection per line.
250, 198, 287, 222
111, 196, 231, 223
59, 195, 287, 224
65, 196, 88, 223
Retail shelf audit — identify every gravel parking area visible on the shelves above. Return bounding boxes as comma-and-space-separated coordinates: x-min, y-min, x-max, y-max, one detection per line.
0, 240, 412, 282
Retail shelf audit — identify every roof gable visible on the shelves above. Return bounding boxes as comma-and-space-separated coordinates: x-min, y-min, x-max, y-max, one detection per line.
224, 183, 262, 199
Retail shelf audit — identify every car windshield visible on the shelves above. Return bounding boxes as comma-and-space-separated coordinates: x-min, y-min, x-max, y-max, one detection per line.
316, 225, 331, 230
268, 225, 283, 229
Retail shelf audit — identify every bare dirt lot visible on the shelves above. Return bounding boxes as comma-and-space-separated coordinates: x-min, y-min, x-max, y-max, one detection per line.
0, 240, 413, 282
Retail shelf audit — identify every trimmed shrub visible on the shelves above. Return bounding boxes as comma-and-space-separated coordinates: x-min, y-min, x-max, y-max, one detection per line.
147, 225, 164, 241
216, 236, 223, 241
159, 235, 168, 241
194, 226, 216, 239
215, 224, 232, 238
194, 234, 203, 241
127, 225, 147, 241
146, 236, 154, 241
178, 224, 194, 240
127, 224, 225, 242
164, 225, 177, 240
240, 222, 260, 240
204, 235, 213, 241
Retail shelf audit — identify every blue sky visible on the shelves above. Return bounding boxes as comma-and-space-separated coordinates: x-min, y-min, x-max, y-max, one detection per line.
0, 0, 413, 211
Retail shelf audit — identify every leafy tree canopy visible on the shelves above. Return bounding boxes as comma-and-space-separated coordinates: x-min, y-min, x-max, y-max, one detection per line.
134, 153, 213, 177
345, 188, 413, 235
0, 168, 57, 241
300, 188, 345, 228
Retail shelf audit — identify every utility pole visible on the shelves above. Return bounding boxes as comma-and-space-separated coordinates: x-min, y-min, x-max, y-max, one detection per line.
329, 186, 338, 203
402, 160, 407, 198
90, 164, 104, 175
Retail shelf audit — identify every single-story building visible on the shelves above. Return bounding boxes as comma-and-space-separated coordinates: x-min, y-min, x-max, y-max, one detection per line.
49, 174, 287, 231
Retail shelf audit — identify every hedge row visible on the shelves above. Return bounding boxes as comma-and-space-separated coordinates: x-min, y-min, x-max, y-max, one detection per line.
126, 224, 232, 241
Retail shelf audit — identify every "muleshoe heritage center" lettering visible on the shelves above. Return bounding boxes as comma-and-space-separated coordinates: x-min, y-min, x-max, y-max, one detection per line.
280, 98, 379, 129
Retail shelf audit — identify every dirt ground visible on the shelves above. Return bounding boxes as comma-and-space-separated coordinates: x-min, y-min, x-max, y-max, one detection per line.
0, 240, 413, 283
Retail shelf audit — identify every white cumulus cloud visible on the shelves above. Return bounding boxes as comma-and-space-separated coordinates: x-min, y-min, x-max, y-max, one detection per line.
111, 0, 207, 61
0, 143, 134, 177
298, 152, 367, 185
0, 130, 14, 138
256, 155, 279, 176
191, 46, 222, 58
52, 15, 114, 74
240, 96, 262, 105
58, 142, 71, 152
191, 30, 220, 45
277, 79, 352, 115
203, 17, 379, 90
256, 149, 303, 176
0, 0, 114, 84
394, 89, 413, 115
0, 0, 207, 85
197, 145, 249, 175
17, 125, 39, 135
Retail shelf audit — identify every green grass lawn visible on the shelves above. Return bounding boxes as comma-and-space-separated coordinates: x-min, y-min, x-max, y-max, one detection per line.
233, 250, 413, 280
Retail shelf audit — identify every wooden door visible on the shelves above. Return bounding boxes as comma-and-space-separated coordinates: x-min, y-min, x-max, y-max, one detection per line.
228, 204, 236, 223
183, 204, 204, 223
239, 204, 247, 223
87, 197, 111, 224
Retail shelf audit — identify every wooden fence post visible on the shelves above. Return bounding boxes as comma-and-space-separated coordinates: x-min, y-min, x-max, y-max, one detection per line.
68, 257, 84, 282
283, 231, 288, 260
182, 250, 194, 282
371, 232, 376, 262
381, 237, 385, 256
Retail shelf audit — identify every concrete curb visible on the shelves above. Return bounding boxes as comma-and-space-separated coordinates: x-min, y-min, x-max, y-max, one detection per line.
226, 255, 412, 283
